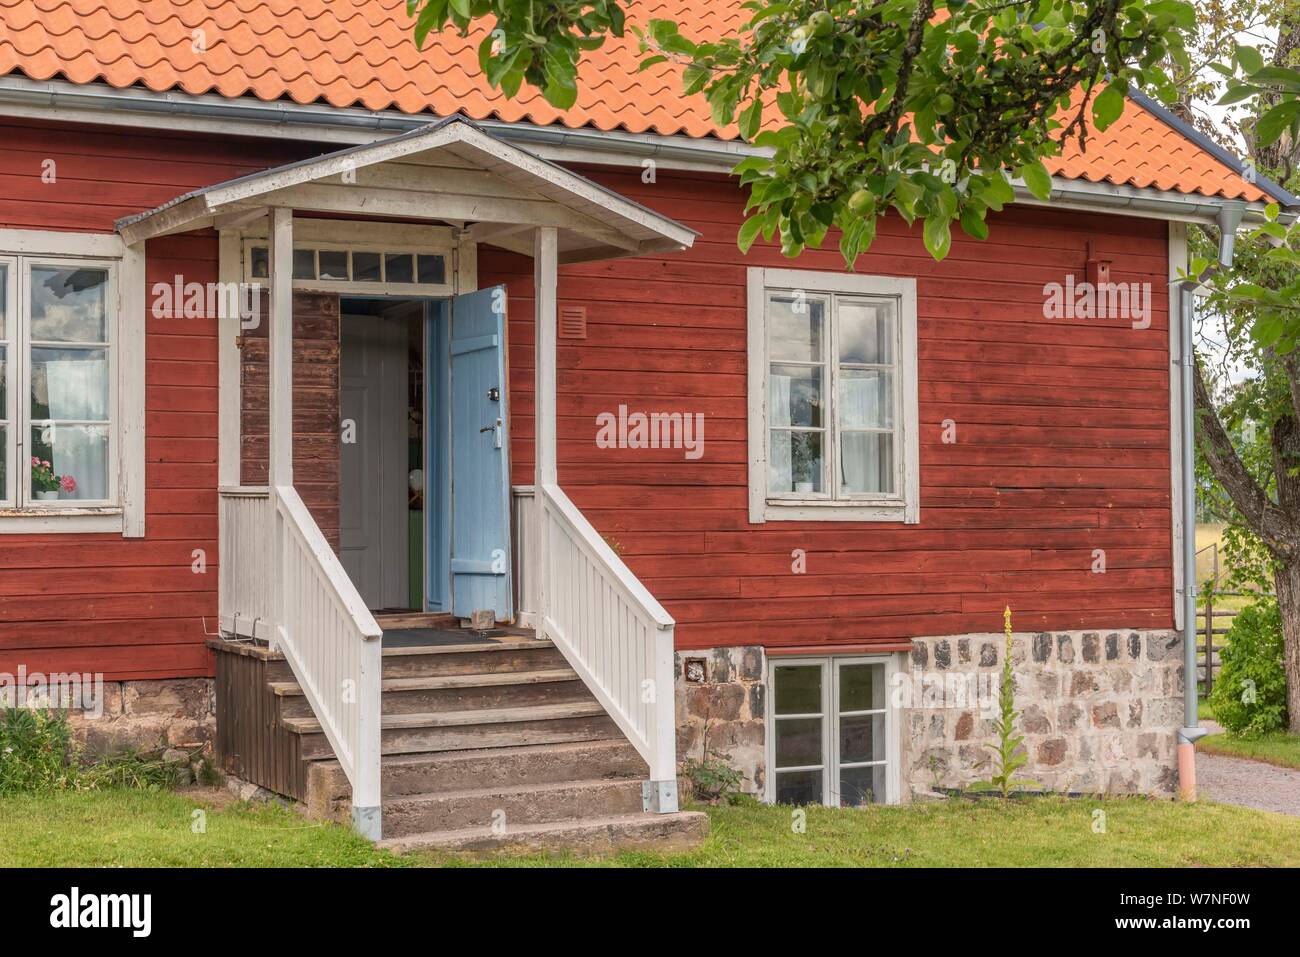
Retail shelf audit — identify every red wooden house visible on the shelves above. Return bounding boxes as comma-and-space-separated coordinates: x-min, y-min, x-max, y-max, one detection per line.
0, 0, 1290, 849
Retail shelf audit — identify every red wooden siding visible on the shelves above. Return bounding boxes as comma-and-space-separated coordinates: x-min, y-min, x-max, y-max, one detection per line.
484, 168, 1174, 651
0, 117, 1174, 680
0, 119, 308, 680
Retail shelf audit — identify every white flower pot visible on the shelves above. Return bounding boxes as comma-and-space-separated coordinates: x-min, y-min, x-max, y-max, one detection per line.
35, 491, 60, 501
794, 481, 815, 494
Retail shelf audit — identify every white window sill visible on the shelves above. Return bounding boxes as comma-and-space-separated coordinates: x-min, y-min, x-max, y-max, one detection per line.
755, 499, 918, 523
0, 507, 125, 534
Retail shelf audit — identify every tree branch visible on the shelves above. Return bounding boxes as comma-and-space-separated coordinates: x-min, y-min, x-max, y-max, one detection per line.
1195, 354, 1298, 557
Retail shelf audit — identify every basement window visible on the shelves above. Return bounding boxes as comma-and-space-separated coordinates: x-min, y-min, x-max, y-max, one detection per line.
767, 656, 899, 806
747, 267, 919, 523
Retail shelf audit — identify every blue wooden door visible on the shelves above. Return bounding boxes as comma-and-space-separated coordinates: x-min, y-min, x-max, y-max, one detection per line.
449, 286, 513, 621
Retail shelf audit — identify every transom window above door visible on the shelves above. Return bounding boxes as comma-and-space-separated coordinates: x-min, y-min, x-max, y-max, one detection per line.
242, 230, 454, 297
747, 268, 919, 524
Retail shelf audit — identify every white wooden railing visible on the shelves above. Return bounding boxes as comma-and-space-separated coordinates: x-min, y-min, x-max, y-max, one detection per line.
537, 483, 679, 812
218, 487, 274, 640
219, 484, 384, 838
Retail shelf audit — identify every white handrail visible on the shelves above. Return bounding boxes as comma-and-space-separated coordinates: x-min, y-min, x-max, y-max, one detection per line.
219, 483, 383, 839
538, 483, 678, 812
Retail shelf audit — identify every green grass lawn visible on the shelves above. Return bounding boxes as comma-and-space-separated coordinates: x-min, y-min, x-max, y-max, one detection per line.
1200, 732, 1300, 771
0, 789, 408, 868
4, 788, 1300, 868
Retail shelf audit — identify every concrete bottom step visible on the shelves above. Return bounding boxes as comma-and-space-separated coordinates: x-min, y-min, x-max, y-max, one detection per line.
382, 777, 645, 837
379, 811, 710, 855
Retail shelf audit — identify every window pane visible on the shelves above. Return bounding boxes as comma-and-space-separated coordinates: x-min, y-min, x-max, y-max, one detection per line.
30, 424, 109, 500
319, 250, 349, 280
769, 430, 823, 494
840, 663, 885, 712
293, 249, 316, 280
839, 300, 895, 364
774, 665, 822, 714
0, 424, 6, 502
417, 254, 446, 284
30, 348, 109, 420
838, 765, 886, 807
839, 368, 893, 429
774, 718, 823, 767
30, 267, 108, 342
0, 342, 7, 418
386, 253, 414, 284
353, 251, 381, 282
775, 769, 823, 806
250, 247, 269, 279
769, 364, 823, 427
839, 714, 885, 764
841, 432, 894, 495
769, 295, 825, 361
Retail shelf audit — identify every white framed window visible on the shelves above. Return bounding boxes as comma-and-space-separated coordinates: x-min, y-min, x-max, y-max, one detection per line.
747, 267, 919, 523
242, 222, 455, 297
0, 230, 144, 535
766, 655, 901, 806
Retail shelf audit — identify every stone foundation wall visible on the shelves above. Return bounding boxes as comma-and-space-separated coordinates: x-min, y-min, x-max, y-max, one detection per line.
904, 630, 1182, 798
2, 678, 215, 756
674, 647, 766, 793
670, 631, 1183, 802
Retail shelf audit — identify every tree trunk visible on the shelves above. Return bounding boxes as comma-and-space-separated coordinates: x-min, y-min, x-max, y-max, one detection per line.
1275, 557, 1300, 734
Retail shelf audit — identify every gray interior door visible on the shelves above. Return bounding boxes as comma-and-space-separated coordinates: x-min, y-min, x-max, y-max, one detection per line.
339, 311, 409, 609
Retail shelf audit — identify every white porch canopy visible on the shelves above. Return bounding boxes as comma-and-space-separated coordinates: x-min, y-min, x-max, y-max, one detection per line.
116, 115, 696, 262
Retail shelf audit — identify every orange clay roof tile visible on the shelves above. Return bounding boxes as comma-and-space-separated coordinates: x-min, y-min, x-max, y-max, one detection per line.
0, 0, 1270, 202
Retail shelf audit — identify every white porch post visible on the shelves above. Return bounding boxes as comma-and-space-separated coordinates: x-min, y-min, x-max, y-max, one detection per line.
268, 207, 294, 487
533, 226, 558, 642
267, 207, 293, 657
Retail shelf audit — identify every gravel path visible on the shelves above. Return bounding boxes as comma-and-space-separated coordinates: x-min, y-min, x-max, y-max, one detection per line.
1197, 721, 1300, 817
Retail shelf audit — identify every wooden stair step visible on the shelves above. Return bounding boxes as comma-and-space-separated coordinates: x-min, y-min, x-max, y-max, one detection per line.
269, 668, 580, 698
305, 739, 647, 810
380, 638, 552, 657
288, 701, 621, 759
283, 700, 607, 734
378, 811, 711, 855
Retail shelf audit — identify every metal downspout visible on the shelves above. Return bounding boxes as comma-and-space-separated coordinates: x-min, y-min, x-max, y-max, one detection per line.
1177, 200, 1246, 800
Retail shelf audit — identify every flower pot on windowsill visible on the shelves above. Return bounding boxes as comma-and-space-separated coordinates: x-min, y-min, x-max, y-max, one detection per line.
35, 491, 60, 501
794, 481, 815, 494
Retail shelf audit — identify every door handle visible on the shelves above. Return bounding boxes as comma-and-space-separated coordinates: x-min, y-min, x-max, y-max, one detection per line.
480, 418, 503, 449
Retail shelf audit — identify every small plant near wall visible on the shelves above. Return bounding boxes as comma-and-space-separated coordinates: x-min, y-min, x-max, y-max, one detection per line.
968, 606, 1041, 799
680, 722, 743, 804
0, 707, 185, 794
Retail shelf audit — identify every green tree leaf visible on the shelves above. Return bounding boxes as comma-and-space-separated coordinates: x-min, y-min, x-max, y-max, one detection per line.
1016, 161, 1053, 201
